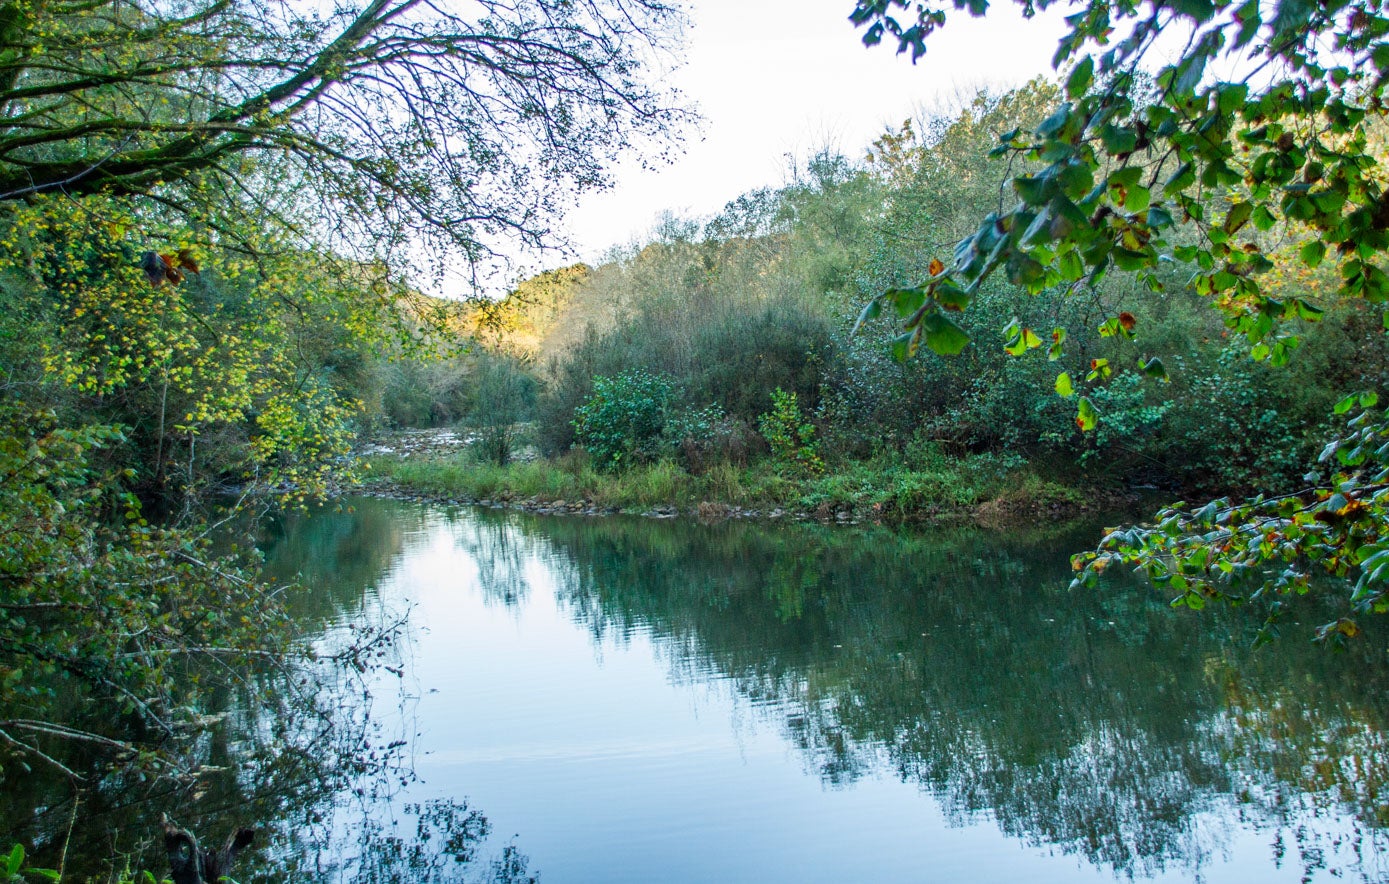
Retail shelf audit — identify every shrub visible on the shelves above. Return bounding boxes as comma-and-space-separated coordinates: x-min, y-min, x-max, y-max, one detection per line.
468, 354, 537, 466
661, 403, 752, 473
572, 370, 674, 470
758, 388, 824, 476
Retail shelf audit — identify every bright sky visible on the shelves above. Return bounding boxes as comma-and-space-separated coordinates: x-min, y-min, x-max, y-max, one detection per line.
561, 0, 1070, 262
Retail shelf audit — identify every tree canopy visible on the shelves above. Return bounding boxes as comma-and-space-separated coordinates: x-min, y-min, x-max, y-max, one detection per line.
849, 0, 1389, 638
0, 0, 690, 793
0, 0, 689, 281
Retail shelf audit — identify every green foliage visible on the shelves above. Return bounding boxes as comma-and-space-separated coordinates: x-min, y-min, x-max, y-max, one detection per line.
2, 841, 154, 883
1074, 394, 1389, 643
851, 0, 1389, 418
758, 389, 825, 477
0, 403, 296, 779
846, 0, 1389, 635
573, 371, 675, 471
660, 403, 751, 473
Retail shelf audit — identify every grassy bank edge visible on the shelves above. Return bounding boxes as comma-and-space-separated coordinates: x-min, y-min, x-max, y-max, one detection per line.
363, 450, 1128, 525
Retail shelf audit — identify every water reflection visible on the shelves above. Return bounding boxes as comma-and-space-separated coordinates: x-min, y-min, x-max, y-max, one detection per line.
21, 497, 1385, 882
0, 498, 537, 883
504, 510, 1389, 881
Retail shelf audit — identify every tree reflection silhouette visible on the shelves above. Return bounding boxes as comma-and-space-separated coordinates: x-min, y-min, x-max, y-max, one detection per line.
0, 498, 538, 883
519, 511, 1389, 880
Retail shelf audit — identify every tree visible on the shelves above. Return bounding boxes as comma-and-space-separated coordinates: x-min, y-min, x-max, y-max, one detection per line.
847, 0, 1389, 638
0, 0, 689, 786
0, 0, 690, 282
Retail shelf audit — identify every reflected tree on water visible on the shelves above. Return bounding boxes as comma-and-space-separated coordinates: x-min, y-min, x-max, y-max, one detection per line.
1, 500, 537, 883
528, 514, 1389, 881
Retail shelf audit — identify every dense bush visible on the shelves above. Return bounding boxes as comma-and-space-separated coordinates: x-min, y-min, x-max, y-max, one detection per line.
508, 80, 1389, 502
573, 371, 676, 470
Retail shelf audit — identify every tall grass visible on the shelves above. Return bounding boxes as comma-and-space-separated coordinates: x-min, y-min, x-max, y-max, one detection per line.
367, 447, 1070, 520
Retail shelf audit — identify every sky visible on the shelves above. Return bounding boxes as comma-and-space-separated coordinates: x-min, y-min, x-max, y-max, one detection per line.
559, 0, 1070, 263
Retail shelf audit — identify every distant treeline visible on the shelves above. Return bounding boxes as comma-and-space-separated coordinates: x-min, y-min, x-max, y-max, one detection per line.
392, 79, 1388, 497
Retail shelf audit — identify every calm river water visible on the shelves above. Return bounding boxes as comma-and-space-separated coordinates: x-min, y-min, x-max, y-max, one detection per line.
242, 496, 1389, 883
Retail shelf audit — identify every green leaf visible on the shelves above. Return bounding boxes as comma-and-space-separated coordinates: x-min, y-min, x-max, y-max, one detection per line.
1099, 124, 1138, 155
885, 287, 926, 320
1164, 162, 1195, 194
1334, 393, 1358, 414
890, 330, 918, 362
1055, 371, 1075, 397
1216, 82, 1249, 115
920, 312, 971, 355
1004, 325, 1043, 356
1014, 174, 1053, 206
1300, 240, 1326, 268
1066, 56, 1094, 99
1048, 326, 1067, 360
933, 282, 971, 311
1139, 356, 1169, 381
1224, 201, 1254, 234
851, 298, 882, 335
1293, 299, 1323, 322
1108, 167, 1142, 189
1076, 396, 1098, 431
1058, 249, 1085, 281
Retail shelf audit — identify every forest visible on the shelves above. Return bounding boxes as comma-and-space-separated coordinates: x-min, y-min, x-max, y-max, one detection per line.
4, 0, 1389, 877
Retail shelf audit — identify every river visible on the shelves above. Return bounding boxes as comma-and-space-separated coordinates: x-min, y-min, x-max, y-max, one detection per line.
248, 497, 1389, 882
9, 496, 1389, 882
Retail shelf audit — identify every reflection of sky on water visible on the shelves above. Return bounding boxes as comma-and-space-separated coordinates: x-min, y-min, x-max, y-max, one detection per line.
335, 503, 1386, 884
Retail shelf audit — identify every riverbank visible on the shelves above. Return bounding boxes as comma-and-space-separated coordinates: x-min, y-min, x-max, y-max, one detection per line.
361, 431, 1137, 526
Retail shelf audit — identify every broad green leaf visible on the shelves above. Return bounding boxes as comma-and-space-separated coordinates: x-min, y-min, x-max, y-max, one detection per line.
1048, 326, 1067, 360
1004, 325, 1043, 356
1108, 167, 1142, 189
1300, 240, 1326, 268
1014, 175, 1053, 206
1099, 124, 1138, 155
1066, 56, 1094, 99
920, 312, 971, 355
1224, 201, 1253, 233
1164, 162, 1195, 194
933, 281, 971, 311
1293, 299, 1323, 321
890, 330, 918, 363
885, 287, 926, 320
1124, 185, 1151, 213
1055, 371, 1074, 397
851, 298, 882, 335
1076, 396, 1098, 431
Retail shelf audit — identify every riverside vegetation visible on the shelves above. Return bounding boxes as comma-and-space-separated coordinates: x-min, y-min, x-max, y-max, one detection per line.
371, 80, 1384, 534
8, 0, 1389, 877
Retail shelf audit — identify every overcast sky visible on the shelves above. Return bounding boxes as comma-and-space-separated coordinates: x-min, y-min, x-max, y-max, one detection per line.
559, 0, 1069, 263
